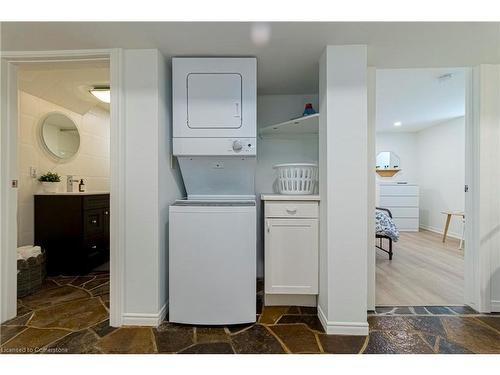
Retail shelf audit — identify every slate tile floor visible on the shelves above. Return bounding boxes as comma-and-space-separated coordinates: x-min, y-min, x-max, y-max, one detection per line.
1, 274, 499, 354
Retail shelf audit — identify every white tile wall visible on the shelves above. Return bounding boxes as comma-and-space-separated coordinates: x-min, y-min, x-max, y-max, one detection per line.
17, 91, 110, 246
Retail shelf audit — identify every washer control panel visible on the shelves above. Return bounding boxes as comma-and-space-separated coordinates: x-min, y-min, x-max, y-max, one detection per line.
229, 138, 255, 154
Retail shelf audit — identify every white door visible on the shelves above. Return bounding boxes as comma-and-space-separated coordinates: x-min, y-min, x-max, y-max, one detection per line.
265, 218, 318, 295
187, 73, 242, 129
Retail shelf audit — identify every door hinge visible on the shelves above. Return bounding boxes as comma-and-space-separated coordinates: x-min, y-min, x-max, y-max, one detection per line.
464, 185, 469, 192
11, 180, 18, 188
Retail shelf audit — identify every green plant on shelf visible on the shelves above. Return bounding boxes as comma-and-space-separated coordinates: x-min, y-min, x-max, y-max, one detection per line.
38, 172, 61, 182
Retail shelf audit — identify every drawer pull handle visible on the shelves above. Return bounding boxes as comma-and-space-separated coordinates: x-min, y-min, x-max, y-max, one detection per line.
286, 208, 297, 214
104, 211, 109, 215
91, 245, 97, 249
266, 220, 270, 232
92, 220, 97, 224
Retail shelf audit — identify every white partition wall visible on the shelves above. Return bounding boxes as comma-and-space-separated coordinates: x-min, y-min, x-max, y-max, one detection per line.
466, 64, 500, 313
318, 45, 369, 335
122, 49, 184, 325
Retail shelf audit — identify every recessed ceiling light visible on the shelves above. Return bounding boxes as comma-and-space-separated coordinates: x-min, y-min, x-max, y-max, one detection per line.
393, 121, 402, 127
89, 86, 110, 104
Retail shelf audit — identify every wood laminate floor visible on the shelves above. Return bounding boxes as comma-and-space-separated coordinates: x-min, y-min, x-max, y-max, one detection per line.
376, 229, 464, 306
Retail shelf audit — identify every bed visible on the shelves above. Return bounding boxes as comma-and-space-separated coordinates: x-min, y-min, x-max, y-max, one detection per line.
376, 207, 400, 260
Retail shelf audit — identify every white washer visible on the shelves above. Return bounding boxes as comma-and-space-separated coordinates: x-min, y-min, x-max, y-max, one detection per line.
169, 200, 256, 325
169, 57, 257, 325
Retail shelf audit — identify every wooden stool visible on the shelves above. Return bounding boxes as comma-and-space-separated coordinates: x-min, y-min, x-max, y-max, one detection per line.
441, 211, 465, 245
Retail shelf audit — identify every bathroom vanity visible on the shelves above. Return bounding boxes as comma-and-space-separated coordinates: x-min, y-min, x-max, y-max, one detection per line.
261, 194, 320, 307
34, 193, 110, 275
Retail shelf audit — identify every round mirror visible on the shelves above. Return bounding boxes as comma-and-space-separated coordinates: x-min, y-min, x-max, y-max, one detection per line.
40, 113, 80, 160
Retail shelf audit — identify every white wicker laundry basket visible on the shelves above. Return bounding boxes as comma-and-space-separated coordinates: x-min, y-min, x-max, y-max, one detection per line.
274, 163, 318, 195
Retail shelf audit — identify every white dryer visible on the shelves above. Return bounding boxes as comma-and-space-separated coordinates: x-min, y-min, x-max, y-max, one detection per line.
169, 57, 257, 325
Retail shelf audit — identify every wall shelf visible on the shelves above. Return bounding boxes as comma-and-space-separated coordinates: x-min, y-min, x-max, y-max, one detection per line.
376, 169, 401, 177
259, 113, 319, 139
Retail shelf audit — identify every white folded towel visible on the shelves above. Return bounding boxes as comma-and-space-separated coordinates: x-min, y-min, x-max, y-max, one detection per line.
17, 245, 42, 260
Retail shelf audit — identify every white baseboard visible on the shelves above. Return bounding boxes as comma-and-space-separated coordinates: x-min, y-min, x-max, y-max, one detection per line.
317, 305, 369, 336
419, 224, 461, 240
491, 300, 500, 312
265, 294, 316, 307
122, 303, 167, 327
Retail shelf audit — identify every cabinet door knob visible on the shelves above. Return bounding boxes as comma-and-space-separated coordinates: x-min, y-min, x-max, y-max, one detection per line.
104, 211, 109, 215
91, 245, 97, 249
92, 219, 97, 224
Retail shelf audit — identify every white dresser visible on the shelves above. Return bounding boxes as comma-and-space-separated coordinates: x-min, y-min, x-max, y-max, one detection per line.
378, 183, 419, 232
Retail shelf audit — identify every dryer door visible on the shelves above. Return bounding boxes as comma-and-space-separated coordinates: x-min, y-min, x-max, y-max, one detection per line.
187, 73, 242, 129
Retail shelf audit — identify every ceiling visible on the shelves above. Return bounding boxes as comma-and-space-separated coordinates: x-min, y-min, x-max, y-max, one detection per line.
376, 68, 465, 133
2, 22, 499, 94
17, 60, 110, 114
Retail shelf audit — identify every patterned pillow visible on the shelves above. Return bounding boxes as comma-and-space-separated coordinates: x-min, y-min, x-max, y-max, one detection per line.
376, 210, 400, 242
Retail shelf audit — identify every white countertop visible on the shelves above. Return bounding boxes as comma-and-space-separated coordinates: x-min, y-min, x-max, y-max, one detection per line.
261, 194, 320, 201
35, 191, 110, 196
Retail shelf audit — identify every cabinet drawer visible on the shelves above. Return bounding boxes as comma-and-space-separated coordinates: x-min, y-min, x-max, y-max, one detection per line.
379, 184, 419, 196
83, 237, 107, 254
265, 201, 318, 218
393, 217, 419, 231
379, 196, 419, 207
383, 207, 419, 218
83, 195, 109, 210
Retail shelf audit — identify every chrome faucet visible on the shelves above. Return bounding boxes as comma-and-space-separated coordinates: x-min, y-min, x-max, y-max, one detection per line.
66, 175, 79, 192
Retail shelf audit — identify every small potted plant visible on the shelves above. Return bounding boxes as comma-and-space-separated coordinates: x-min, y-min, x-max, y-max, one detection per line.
38, 172, 61, 193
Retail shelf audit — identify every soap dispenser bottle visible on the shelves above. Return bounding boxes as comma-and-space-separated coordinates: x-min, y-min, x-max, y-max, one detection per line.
78, 179, 85, 192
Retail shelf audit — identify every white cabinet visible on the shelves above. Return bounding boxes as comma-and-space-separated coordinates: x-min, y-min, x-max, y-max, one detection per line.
262, 196, 320, 305
265, 218, 318, 294
187, 73, 242, 128
378, 183, 419, 231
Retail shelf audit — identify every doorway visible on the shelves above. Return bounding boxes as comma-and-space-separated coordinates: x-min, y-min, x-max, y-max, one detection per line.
373, 67, 468, 308
0, 50, 124, 327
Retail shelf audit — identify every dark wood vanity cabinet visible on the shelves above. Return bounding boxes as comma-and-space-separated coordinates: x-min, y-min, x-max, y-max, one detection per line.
34, 194, 110, 276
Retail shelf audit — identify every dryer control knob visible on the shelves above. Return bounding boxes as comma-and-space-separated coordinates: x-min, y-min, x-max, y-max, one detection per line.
232, 140, 243, 151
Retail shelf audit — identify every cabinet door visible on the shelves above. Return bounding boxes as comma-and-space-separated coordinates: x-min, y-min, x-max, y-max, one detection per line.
265, 218, 318, 295
187, 73, 242, 128
83, 208, 105, 238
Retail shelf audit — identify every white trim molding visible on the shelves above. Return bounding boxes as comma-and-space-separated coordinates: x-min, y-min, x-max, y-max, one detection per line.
0, 58, 19, 324
318, 305, 369, 336
0, 49, 124, 326
122, 303, 168, 327
109, 48, 125, 327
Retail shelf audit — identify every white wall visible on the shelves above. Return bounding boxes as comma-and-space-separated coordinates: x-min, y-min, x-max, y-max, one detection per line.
17, 91, 110, 246
470, 65, 500, 312
157, 53, 185, 311
319, 45, 368, 335
417, 117, 465, 237
122, 49, 184, 323
376, 132, 418, 184
256, 94, 318, 276
375, 118, 465, 237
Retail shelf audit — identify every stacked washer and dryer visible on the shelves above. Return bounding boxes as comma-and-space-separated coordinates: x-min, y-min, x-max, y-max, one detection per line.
169, 58, 257, 325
